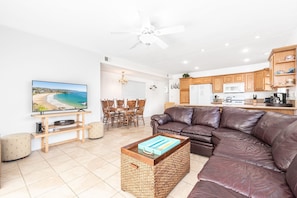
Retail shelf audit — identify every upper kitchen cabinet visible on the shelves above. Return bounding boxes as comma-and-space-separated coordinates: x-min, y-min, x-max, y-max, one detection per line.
269, 45, 297, 88
191, 77, 212, 84
223, 74, 245, 83
212, 76, 224, 93
223, 75, 233, 83
254, 69, 272, 91
245, 72, 254, 92
179, 78, 192, 104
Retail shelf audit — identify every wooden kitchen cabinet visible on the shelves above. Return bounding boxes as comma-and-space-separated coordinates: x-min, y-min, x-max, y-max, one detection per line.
269, 45, 297, 88
191, 77, 212, 84
179, 78, 191, 104
223, 75, 233, 83
212, 76, 224, 93
223, 74, 245, 83
254, 69, 272, 91
234, 74, 245, 82
245, 72, 254, 92
180, 78, 191, 90
180, 90, 190, 104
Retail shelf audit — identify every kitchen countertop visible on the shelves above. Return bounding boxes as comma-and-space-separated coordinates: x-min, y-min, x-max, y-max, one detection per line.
178, 103, 297, 110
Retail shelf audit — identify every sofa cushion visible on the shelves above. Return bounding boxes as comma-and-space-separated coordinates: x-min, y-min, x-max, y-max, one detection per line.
286, 154, 297, 197
164, 107, 193, 125
272, 120, 297, 171
182, 125, 214, 137
213, 139, 279, 171
181, 132, 212, 143
192, 106, 221, 128
198, 156, 294, 198
157, 122, 188, 134
220, 107, 265, 134
181, 125, 215, 144
253, 111, 297, 145
212, 127, 260, 146
188, 181, 248, 198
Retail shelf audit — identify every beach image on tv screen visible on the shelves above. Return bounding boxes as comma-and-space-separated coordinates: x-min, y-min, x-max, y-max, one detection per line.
32, 81, 87, 112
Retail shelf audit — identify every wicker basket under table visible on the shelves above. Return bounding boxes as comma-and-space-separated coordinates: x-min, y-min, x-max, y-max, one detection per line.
121, 133, 190, 198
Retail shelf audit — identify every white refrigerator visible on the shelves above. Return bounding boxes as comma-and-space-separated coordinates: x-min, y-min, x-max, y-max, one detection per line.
190, 84, 213, 105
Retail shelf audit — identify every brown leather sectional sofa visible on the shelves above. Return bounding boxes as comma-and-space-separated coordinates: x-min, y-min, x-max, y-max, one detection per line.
151, 106, 297, 197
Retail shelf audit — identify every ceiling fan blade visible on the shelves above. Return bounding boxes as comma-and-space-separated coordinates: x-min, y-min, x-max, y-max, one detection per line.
129, 41, 141, 50
155, 25, 185, 36
153, 36, 168, 49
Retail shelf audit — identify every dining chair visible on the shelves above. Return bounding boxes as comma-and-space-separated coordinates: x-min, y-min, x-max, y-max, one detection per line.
115, 99, 126, 127
116, 99, 125, 109
107, 99, 116, 111
123, 99, 137, 127
101, 99, 109, 127
126, 99, 136, 110
136, 99, 146, 126
101, 99, 115, 129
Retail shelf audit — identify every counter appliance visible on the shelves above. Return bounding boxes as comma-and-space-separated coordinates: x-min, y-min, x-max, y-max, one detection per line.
265, 93, 293, 107
222, 95, 245, 105
223, 82, 245, 93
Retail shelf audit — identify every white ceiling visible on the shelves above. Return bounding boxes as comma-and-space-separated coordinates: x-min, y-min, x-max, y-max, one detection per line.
1, 0, 297, 76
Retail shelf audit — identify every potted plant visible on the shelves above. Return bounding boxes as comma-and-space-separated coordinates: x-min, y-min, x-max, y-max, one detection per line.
182, 73, 190, 78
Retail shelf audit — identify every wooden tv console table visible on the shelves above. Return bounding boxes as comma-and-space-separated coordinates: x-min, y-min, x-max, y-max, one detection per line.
31, 111, 91, 153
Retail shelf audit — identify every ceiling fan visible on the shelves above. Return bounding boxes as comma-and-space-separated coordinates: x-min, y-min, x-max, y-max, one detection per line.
112, 12, 185, 49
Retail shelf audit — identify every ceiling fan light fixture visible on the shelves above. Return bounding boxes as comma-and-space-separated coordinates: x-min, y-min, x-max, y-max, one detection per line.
139, 34, 155, 45
112, 12, 184, 49
119, 71, 128, 85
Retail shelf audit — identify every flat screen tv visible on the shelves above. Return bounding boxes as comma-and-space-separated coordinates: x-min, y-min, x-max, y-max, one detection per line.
32, 80, 87, 113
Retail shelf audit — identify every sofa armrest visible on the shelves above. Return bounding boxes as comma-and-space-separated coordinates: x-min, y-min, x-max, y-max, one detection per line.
150, 114, 172, 134
151, 114, 172, 125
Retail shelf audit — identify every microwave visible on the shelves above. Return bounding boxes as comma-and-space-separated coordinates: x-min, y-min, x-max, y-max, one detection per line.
223, 82, 245, 93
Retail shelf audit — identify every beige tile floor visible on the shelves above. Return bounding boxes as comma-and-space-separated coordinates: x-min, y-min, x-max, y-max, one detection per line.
0, 118, 209, 198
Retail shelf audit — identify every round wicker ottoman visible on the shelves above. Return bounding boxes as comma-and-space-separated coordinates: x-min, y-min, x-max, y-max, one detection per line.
88, 122, 104, 139
1, 133, 31, 162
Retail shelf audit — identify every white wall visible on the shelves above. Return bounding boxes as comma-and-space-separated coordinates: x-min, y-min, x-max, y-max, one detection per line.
0, 26, 101, 150
100, 70, 168, 117
287, 27, 297, 44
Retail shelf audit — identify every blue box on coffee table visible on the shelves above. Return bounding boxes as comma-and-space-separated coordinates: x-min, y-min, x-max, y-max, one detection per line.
138, 135, 181, 156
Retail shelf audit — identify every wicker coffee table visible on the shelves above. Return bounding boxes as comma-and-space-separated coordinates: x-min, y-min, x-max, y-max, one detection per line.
121, 133, 190, 198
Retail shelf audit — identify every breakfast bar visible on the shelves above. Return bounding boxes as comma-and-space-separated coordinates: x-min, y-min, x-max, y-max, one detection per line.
177, 104, 297, 115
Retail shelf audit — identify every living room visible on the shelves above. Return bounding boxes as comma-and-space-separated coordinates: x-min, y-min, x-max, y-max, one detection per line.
1, 1, 297, 197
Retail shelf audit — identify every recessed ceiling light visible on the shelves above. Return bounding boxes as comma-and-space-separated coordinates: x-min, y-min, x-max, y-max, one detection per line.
182, 60, 188, 64
225, 43, 230, 47
242, 48, 249, 53
244, 58, 250, 62
201, 49, 205, 52
194, 66, 199, 70
255, 35, 260, 39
